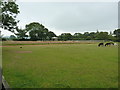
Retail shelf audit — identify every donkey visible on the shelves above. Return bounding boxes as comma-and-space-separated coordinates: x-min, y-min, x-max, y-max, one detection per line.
105, 42, 114, 46
110, 42, 114, 45
98, 43, 104, 47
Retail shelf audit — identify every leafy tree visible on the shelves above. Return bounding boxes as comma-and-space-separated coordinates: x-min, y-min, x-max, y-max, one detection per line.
89, 32, 96, 40
95, 32, 109, 40
0, 0, 20, 33
9, 35, 16, 40
15, 28, 28, 39
108, 34, 116, 41
114, 29, 120, 37
47, 31, 56, 40
58, 33, 72, 41
86, 36, 91, 40
26, 22, 50, 41
113, 29, 120, 41
41, 28, 50, 40
73, 33, 84, 40
83, 32, 90, 40
0, 1, 29, 40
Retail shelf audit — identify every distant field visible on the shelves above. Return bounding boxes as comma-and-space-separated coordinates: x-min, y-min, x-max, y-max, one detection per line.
2, 41, 99, 46
2, 42, 118, 88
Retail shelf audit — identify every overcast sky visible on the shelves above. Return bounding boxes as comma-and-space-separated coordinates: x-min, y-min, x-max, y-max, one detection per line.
1, 0, 119, 36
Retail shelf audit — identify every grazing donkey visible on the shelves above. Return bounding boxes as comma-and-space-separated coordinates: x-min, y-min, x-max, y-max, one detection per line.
110, 42, 114, 45
98, 43, 104, 47
105, 42, 114, 46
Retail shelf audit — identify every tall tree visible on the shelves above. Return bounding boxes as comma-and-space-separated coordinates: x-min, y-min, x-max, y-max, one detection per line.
15, 28, 28, 39
47, 31, 56, 40
58, 33, 72, 41
9, 35, 16, 40
73, 33, 83, 40
113, 29, 120, 41
114, 29, 120, 37
0, 0, 20, 33
26, 22, 50, 41
96, 32, 109, 40
83, 32, 90, 40
89, 32, 96, 40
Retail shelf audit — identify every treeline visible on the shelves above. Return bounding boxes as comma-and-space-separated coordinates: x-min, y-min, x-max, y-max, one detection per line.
0, 1, 120, 42
1, 22, 120, 42
58, 31, 118, 41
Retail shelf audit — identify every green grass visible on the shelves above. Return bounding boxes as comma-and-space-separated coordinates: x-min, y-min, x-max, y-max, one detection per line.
2, 42, 89, 46
2, 44, 118, 88
2, 41, 97, 46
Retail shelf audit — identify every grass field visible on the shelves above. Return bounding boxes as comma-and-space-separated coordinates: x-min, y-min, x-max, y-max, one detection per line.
2, 42, 118, 88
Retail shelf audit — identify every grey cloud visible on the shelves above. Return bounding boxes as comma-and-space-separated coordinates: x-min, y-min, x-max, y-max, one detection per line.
17, 2, 118, 34
47, 2, 118, 32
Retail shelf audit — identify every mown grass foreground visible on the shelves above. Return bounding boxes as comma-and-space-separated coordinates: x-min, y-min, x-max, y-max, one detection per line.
2, 44, 118, 88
